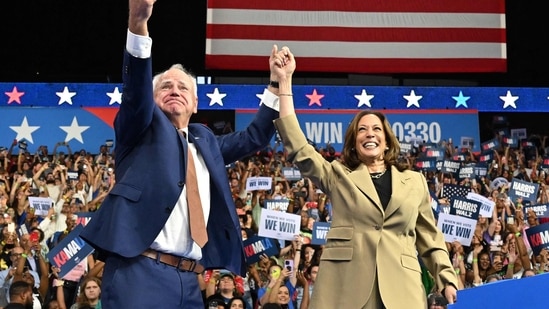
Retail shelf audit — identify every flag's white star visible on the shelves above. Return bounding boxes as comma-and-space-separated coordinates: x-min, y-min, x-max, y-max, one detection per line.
452, 91, 470, 108
106, 87, 122, 105
256, 90, 266, 105
355, 89, 374, 108
9, 117, 40, 144
500, 90, 518, 109
60, 117, 90, 143
56, 86, 77, 105
206, 87, 227, 106
403, 90, 422, 108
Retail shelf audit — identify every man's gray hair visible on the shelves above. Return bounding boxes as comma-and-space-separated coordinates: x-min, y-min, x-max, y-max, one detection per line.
152, 64, 198, 97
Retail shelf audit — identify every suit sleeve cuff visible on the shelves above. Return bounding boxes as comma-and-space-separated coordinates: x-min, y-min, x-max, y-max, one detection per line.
260, 89, 280, 112
126, 29, 152, 59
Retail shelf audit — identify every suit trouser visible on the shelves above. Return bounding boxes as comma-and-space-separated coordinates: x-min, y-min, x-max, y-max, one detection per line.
101, 254, 203, 308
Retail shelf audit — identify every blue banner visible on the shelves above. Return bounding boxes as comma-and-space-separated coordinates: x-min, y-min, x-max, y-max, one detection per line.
3, 83, 549, 112
237, 110, 481, 152
7, 82, 549, 153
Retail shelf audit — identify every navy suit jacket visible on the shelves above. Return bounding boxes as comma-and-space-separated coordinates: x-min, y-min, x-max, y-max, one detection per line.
81, 51, 278, 275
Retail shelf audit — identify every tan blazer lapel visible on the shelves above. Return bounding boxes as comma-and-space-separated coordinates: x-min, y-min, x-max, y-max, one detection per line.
348, 164, 383, 212
384, 166, 413, 218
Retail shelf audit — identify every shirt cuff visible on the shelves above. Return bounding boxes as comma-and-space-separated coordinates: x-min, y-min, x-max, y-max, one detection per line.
260, 89, 280, 112
126, 29, 152, 59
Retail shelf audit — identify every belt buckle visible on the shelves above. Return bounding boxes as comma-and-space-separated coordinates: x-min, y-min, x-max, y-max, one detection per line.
179, 258, 196, 272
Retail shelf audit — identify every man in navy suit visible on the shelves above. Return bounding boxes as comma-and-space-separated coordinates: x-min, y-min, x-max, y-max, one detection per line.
80, 0, 293, 307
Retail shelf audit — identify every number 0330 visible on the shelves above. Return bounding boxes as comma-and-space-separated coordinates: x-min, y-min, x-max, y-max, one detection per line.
391, 121, 442, 144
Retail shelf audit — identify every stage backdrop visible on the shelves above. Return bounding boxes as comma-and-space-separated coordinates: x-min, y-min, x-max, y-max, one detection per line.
3, 82, 549, 153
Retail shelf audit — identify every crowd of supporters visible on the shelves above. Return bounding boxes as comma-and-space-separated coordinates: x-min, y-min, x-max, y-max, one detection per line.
1, 125, 549, 309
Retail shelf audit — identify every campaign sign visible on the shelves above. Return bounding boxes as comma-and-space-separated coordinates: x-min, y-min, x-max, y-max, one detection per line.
246, 176, 272, 191
502, 136, 518, 148
264, 199, 290, 212
28, 197, 53, 216
481, 138, 499, 152
242, 235, 279, 265
437, 213, 476, 246
523, 204, 549, 218
425, 148, 445, 160
311, 222, 331, 245
525, 223, 549, 256
441, 160, 460, 174
67, 171, 79, 181
258, 208, 300, 241
453, 154, 466, 162
521, 140, 534, 148
474, 163, 488, 177
477, 151, 494, 163
281, 167, 301, 181
458, 164, 476, 180
415, 158, 437, 172
460, 137, 475, 150
466, 192, 495, 218
46, 225, 95, 278
449, 197, 481, 220
511, 128, 527, 140
507, 179, 539, 203
74, 212, 94, 227
399, 142, 412, 154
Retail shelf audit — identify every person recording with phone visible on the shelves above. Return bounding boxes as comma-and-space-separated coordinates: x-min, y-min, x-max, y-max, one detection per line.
80, 0, 292, 307
258, 264, 296, 309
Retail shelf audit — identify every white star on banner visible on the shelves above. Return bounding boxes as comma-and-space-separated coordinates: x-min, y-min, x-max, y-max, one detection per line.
9, 116, 40, 144
500, 90, 518, 109
106, 87, 122, 105
256, 90, 266, 105
404, 90, 422, 108
355, 89, 374, 108
56, 86, 77, 105
206, 87, 227, 106
60, 117, 90, 143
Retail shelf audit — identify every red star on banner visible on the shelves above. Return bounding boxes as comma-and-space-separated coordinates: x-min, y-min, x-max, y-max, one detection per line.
5, 86, 25, 104
306, 89, 324, 107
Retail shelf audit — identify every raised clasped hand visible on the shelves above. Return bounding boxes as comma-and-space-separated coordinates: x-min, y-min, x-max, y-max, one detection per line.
270, 44, 295, 81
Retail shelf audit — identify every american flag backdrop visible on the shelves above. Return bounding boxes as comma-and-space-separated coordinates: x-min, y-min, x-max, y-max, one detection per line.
441, 184, 471, 199
206, 0, 506, 73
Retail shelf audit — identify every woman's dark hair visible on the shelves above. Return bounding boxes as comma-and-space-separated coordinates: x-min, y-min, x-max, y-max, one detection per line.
227, 296, 246, 307
341, 110, 408, 171
427, 293, 448, 307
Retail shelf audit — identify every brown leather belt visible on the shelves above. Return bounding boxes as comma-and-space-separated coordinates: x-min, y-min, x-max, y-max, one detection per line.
141, 249, 204, 274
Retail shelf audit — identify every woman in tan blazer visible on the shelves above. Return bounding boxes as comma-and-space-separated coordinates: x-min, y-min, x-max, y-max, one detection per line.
270, 46, 458, 308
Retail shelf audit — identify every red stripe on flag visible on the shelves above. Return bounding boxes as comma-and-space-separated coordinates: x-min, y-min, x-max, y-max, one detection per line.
206, 25, 506, 43
205, 55, 506, 73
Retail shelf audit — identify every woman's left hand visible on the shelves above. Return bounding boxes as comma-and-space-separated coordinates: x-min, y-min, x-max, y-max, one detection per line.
444, 284, 457, 304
